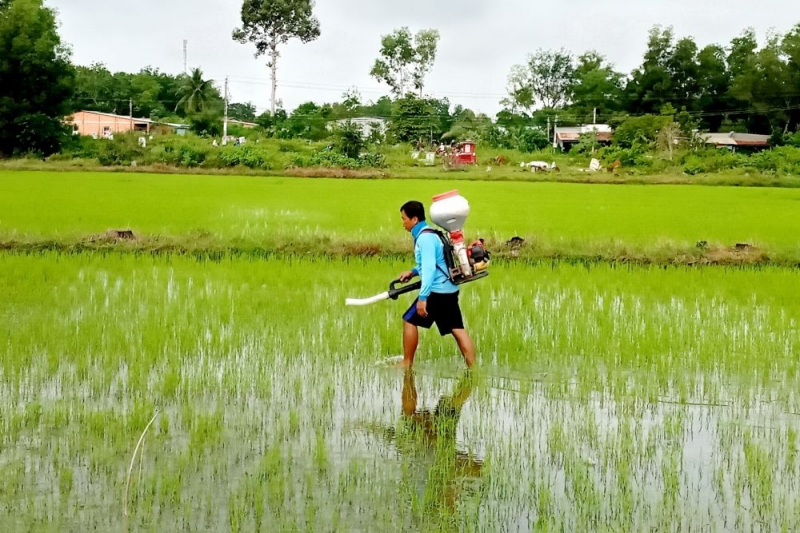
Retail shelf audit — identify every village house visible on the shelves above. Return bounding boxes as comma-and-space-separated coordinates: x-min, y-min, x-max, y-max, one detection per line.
702, 132, 771, 152
66, 110, 189, 138
328, 116, 387, 138
227, 118, 257, 129
553, 124, 614, 151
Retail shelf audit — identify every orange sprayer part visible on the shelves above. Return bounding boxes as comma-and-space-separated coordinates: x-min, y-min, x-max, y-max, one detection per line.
432, 190, 459, 202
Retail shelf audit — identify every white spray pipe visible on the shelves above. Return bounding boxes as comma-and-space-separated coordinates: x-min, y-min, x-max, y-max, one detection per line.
345, 292, 390, 306
345, 280, 421, 307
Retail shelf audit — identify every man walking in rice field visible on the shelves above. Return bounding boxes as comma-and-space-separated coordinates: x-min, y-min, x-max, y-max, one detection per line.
397, 200, 476, 369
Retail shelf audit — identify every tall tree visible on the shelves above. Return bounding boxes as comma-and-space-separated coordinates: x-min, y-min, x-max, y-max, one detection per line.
233, 0, 321, 115
371, 28, 413, 97
782, 24, 800, 132
228, 102, 257, 121
411, 29, 440, 96
626, 26, 677, 114
695, 44, 731, 131
0, 0, 74, 156
370, 27, 440, 97
130, 69, 163, 118
341, 87, 361, 114
667, 37, 701, 105
389, 95, 441, 145
504, 49, 575, 113
71, 63, 115, 112
730, 33, 797, 133
727, 28, 758, 79
361, 95, 393, 118
568, 51, 625, 124
175, 68, 219, 115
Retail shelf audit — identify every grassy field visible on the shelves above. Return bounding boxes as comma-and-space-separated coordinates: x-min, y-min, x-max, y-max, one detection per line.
2, 252, 799, 531
2, 171, 800, 263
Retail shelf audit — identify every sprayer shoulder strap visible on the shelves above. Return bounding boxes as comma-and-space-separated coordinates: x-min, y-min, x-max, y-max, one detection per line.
418, 228, 452, 279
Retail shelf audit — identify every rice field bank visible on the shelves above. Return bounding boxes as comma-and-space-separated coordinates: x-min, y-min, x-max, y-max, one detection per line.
2, 171, 800, 262
2, 251, 799, 531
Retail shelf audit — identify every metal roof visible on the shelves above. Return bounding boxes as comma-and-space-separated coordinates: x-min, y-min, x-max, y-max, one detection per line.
72, 110, 152, 123
702, 132, 770, 147
556, 131, 613, 142
554, 124, 614, 142
228, 119, 258, 127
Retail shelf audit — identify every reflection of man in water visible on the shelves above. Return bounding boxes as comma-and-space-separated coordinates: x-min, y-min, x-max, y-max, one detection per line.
393, 369, 483, 522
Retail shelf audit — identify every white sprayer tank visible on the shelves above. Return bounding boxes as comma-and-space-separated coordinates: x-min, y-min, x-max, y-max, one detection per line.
430, 190, 470, 233
430, 190, 473, 277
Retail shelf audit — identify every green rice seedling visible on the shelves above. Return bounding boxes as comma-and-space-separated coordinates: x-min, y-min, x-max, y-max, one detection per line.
2, 251, 800, 531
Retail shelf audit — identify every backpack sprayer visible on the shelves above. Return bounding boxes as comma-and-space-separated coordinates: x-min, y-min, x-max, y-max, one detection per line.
345, 190, 490, 306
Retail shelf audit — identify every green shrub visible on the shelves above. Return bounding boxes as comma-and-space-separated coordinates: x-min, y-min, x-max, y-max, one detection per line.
600, 143, 651, 167
358, 153, 386, 168
679, 149, 742, 175
96, 135, 146, 166
334, 121, 365, 159
308, 151, 360, 169
744, 146, 800, 174
290, 149, 386, 169
158, 139, 210, 167
682, 155, 704, 175
219, 146, 272, 169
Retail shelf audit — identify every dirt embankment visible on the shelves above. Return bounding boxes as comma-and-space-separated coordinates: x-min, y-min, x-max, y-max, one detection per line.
1, 232, 795, 268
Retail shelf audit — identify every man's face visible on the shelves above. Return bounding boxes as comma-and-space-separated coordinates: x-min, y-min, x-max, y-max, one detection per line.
401, 211, 418, 232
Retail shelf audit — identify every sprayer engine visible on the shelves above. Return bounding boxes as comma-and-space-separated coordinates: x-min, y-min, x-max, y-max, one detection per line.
344, 189, 489, 306
430, 190, 490, 285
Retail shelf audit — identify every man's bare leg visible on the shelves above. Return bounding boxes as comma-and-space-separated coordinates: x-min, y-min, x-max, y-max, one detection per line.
452, 329, 476, 368
400, 321, 419, 368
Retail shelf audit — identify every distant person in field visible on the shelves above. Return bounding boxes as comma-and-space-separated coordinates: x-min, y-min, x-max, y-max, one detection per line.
398, 201, 477, 369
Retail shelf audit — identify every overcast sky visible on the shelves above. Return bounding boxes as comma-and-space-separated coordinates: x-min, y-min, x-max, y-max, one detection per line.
47, 0, 800, 117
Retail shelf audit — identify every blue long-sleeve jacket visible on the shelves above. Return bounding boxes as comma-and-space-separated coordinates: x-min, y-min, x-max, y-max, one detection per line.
410, 221, 459, 301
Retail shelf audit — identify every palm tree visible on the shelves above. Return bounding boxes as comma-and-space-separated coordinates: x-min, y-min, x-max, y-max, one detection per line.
175, 68, 216, 115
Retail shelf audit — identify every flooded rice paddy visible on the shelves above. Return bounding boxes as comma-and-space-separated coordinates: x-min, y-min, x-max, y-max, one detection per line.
2, 252, 799, 531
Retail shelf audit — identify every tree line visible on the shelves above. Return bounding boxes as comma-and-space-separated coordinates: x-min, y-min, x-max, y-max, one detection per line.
2, 0, 800, 158
505, 25, 800, 135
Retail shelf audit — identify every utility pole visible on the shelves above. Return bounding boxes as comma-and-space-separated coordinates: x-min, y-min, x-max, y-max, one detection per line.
129, 98, 133, 119
547, 116, 551, 143
553, 115, 559, 149
223, 76, 229, 140
183, 40, 188, 74
593, 107, 597, 125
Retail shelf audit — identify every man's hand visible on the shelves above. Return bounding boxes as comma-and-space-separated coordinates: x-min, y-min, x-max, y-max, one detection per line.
416, 299, 428, 318
399, 270, 415, 283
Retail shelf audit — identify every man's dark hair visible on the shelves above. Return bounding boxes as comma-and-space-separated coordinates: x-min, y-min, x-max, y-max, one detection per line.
401, 201, 426, 221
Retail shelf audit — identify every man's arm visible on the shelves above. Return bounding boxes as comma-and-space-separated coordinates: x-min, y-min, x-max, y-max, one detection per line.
417, 234, 438, 301
399, 261, 421, 283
